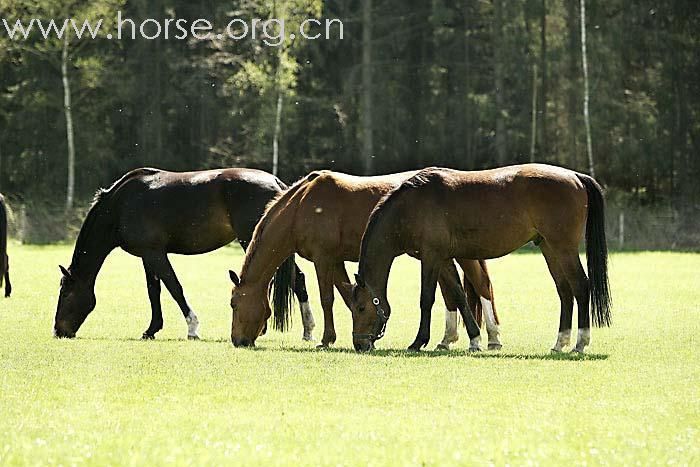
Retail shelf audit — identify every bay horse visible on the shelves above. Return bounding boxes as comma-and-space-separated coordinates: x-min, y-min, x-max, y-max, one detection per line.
54, 168, 314, 340
347, 164, 611, 353
229, 170, 501, 350
0, 194, 11, 298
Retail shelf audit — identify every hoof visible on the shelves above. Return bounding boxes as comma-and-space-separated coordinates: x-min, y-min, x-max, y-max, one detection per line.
435, 343, 450, 351
487, 343, 503, 351
571, 348, 584, 354
407, 346, 422, 352
442, 335, 459, 346
188, 334, 200, 341
302, 334, 315, 342
316, 343, 329, 349
468, 346, 482, 352
551, 348, 563, 354
142, 333, 155, 340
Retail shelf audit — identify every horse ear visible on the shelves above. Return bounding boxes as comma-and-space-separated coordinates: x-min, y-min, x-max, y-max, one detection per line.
59, 265, 71, 278
354, 273, 365, 287
229, 270, 240, 286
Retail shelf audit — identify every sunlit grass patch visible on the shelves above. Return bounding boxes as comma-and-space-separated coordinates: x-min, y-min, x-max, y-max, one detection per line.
0, 243, 698, 465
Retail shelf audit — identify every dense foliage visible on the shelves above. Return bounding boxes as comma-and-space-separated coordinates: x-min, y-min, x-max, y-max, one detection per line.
0, 1, 698, 245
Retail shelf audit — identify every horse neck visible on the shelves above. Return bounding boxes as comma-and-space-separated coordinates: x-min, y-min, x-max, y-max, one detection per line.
70, 203, 118, 286
240, 206, 295, 289
358, 213, 401, 301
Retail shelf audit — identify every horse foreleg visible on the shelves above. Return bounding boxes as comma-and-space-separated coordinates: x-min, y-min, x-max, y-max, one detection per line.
408, 259, 441, 351
141, 259, 163, 339
143, 253, 200, 340
313, 261, 336, 348
293, 264, 315, 341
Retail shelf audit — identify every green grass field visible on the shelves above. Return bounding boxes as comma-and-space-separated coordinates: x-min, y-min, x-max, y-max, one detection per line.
0, 242, 698, 465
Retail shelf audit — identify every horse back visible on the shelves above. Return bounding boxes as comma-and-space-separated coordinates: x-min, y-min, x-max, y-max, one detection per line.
392, 164, 588, 257
289, 171, 412, 260
113, 168, 283, 255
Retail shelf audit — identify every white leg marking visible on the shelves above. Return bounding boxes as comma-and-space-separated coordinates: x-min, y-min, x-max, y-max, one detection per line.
469, 335, 482, 352
481, 297, 501, 349
573, 328, 591, 353
300, 301, 315, 341
551, 329, 571, 352
438, 310, 459, 349
186, 311, 200, 339
444, 309, 460, 343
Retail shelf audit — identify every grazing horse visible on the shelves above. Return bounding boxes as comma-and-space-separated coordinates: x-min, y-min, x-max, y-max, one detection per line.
0, 194, 11, 298
347, 164, 611, 353
54, 168, 314, 340
229, 170, 501, 350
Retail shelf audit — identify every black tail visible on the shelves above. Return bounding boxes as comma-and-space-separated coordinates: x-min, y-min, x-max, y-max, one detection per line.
272, 254, 296, 331
577, 173, 612, 327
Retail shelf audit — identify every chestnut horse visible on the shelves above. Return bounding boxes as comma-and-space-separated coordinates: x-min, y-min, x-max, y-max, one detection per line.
229, 170, 500, 350
54, 168, 313, 340
0, 194, 11, 298
347, 164, 611, 353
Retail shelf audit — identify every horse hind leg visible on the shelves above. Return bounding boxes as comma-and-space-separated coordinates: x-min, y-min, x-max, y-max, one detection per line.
143, 253, 200, 340
435, 309, 460, 351
557, 251, 591, 353
436, 262, 461, 350
459, 259, 500, 350
480, 295, 501, 350
313, 261, 337, 348
293, 265, 315, 341
541, 243, 575, 352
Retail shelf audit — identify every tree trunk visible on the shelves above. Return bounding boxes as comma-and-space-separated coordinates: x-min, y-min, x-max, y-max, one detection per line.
530, 64, 538, 162
272, 90, 283, 177
493, 0, 507, 165
580, 0, 595, 177
361, 0, 373, 174
62, 32, 75, 211
462, 2, 473, 167
565, 0, 579, 169
539, 0, 547, 159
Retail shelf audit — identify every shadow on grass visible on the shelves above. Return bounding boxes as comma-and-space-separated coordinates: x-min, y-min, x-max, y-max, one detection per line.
72, 336, 227, 344
264, 346, 609, 361
70, 336, 608, 361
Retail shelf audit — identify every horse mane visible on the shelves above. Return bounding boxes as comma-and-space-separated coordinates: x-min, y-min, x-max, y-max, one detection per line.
358, 168, 441, 278
241, 171, 324, 277
71, 168, 160, 267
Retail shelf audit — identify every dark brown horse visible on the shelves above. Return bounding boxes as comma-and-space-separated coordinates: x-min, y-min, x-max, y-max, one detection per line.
229, 170, 501, 350
54, 168, 313, 339
0, 194, 11, 298
347, 164, 611, 353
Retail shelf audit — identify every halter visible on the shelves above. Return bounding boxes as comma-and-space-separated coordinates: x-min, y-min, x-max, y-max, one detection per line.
352, 286, 390, 343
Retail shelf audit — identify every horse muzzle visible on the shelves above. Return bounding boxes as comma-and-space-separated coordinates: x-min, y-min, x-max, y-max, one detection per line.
353, 337, 375, 352
231, 335, 255, 348
53, 322, 76, 339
